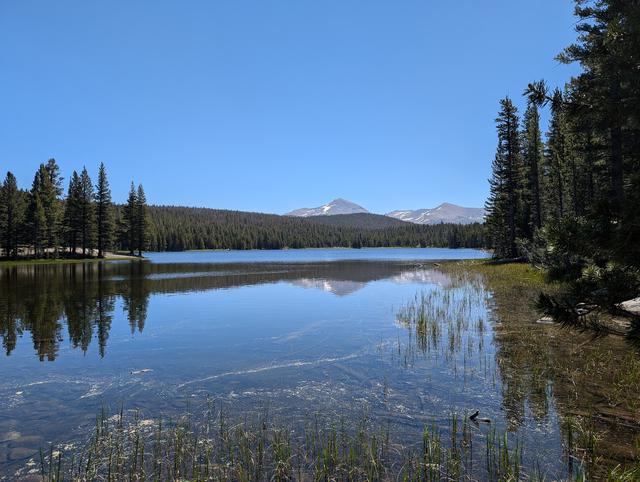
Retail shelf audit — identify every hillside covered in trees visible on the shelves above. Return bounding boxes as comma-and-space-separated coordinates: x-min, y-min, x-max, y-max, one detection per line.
145, 205, 485, 251
1, 163, 486, 259
485, 0, 640, 308
303, 212, 410, 229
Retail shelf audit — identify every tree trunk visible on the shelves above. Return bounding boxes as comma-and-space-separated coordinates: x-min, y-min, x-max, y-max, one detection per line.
610, 124, 624, 212
610, 81, 624, 213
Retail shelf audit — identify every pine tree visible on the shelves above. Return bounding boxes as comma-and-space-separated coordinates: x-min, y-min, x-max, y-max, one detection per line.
25, 160, 64, 258
43, 159, 64, 256
78, 167, 95, 256
0, 172, 26, 258
45, 159, 64, 195
561, 1, 640, 266
135, 184, 148, 256
35, 165, 53, 257
27, 170, 47, 258
123, 182, 138, 255
521, 101, 543, 232
63, 171, 82, 255
543, 90, 569, 221
485, 97, 521, 259
95, 163, 114, 258
557, 1, 634, 214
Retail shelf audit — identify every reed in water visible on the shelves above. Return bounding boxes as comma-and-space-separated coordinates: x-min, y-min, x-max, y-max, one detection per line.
29, 402, 638, 481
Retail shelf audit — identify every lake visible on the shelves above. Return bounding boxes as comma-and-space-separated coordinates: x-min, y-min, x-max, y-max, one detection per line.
144, 247, 489, 264
1, 248, 638, 479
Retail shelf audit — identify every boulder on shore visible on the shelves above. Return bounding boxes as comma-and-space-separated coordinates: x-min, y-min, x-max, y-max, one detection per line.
618, 297, 640, 316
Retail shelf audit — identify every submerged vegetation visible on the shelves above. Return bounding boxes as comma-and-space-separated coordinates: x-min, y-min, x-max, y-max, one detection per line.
395, 278, 488, 364
29, 404, 532, 481
27, 402, 640, 481
398, 261, 640, 478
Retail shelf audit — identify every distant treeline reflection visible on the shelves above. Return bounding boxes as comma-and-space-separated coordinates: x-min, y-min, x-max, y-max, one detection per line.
0, 260, 428, 360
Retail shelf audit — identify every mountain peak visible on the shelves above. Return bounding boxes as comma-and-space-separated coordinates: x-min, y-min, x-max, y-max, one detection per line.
287, 199, 484, 224
286, 198, 369, 217
386, 203, 485, 225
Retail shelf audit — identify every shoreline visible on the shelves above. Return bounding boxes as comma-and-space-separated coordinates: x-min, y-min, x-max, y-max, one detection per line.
178, 246, 489, 252
0, 252, 143, 267
0, 247, 491, 268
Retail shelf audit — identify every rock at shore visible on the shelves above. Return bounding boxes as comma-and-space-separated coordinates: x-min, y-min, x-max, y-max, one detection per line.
618, 297, 640, 316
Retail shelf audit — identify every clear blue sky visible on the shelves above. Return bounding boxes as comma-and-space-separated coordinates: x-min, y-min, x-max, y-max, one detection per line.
0, 1, 578, 214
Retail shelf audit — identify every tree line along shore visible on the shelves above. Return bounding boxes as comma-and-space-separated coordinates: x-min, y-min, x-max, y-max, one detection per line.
0, 161, 486, 261
0, 160, 148, 260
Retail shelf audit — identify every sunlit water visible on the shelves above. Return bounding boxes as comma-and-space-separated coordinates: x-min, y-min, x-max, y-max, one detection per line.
145, 247, 489, 264
0, 248, 635, 478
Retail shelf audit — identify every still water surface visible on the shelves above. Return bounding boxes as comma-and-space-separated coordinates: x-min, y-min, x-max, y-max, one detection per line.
0, 248, 636, 478
144, 247, 489, 264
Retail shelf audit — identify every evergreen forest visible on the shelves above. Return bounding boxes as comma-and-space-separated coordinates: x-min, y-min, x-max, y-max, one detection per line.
485, 0, 640, 308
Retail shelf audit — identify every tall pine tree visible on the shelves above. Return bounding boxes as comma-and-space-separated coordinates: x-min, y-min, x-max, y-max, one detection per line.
63, 171, 82, 255
0, 172, 26, 259
521, 101, 543, 233
122, 182, 138, 256
95, 163, 114, 258
27, 170, 47, 258
135, 184, 148, 257
543, 90, 569, 221
78, 167, 95, 256
485, 97, 522, 259
43, 159, 63, 257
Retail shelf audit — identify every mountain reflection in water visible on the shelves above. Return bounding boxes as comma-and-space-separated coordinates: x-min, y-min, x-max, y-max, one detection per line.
0, 260, 448, 360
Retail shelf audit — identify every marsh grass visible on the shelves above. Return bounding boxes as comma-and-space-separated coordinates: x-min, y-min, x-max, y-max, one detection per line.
27, 404, 640, 481
393, 272, 494, 393
29, 403, 539, 482
394, 262, 640, 479
443, 261, 640, 476
395, 277, 489, 361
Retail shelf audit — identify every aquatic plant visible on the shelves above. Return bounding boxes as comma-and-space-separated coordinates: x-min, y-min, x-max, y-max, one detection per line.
27, 403, 640, 481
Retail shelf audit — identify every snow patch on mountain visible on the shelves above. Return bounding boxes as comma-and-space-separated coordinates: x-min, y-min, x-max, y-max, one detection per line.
287, 199, 484, 225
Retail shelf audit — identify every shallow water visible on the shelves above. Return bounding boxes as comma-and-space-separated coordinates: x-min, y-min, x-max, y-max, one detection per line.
0, 248, 637, 479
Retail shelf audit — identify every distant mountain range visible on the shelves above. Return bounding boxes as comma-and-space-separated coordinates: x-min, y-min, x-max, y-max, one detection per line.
286, 199, 485, 225
386, 203, 485, 225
